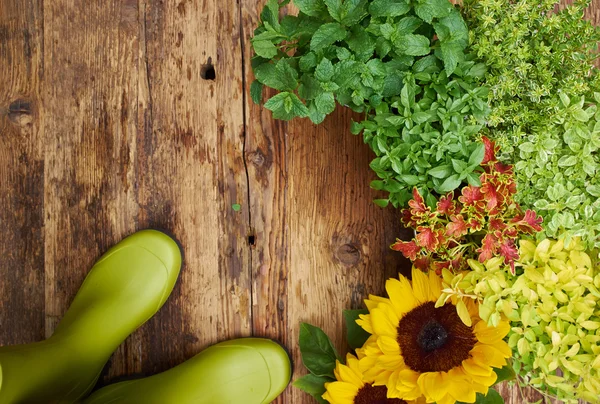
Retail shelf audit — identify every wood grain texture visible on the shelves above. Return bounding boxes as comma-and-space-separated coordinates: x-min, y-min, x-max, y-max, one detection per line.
0, 0, 596, 403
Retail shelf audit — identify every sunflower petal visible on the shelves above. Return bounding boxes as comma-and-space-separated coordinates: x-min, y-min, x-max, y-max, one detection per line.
462, 359, 494, 377
377, 335, 401, 356
411, 268, 432, 303
428, 270, 443, 299
471, 344, 508, 368
386, 278, 418, 315
474, 320, 510, 344
417, 372, 446, 401
323, 381, 359, 402
371, 306, 399, 338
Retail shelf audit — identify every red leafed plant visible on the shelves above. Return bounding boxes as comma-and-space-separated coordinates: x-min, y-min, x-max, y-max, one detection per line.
392, 137, 543, 275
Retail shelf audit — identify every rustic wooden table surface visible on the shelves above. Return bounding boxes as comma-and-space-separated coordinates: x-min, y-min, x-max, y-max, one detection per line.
0, 1, 597, 403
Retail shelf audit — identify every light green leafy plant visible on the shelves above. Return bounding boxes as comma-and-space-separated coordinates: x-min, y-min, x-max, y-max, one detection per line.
461, 0, 600, 250
440, 237, 600, 403
250, 0, 490, 207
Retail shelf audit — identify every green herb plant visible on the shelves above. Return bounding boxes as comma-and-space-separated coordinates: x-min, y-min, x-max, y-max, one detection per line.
251, 0, 490, 207
461, 0, 600, 250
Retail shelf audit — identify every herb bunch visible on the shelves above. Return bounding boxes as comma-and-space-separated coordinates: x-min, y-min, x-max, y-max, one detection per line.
251, 0, 491, 207
392, 137, 543, 274
461, 0, 600, 250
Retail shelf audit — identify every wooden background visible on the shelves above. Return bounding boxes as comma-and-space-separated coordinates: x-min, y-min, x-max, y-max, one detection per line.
0, 1, 597, 403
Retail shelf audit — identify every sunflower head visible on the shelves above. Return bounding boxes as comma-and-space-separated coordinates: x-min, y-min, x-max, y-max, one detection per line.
356, 269, 511, 404
323, 353, 425, 404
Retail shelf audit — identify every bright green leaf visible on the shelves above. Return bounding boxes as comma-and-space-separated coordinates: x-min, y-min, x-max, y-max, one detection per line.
310, 23, 347, 52
292, 374, 330, 404
299, 322, 341, 378
343, 309, 370, 349
250, 80, 263, 104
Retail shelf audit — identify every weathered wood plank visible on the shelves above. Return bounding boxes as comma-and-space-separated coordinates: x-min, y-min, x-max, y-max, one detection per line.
133, 0, 251, 377
0, 0, 45, 345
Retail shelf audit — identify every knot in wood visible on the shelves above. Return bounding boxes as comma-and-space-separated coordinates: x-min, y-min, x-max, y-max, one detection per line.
336, 243, 361, 266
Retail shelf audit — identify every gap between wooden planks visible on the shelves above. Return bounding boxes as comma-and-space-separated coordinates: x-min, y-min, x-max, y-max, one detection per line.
0, 0, 596, 403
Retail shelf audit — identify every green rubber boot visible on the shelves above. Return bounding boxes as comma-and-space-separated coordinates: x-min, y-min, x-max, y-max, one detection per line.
0, 230, 182, 404
83, 338, 292, 404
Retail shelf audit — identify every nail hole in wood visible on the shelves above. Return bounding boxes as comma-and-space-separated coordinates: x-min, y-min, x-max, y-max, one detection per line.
248, 235, 256, 246
201, 57, 216, 81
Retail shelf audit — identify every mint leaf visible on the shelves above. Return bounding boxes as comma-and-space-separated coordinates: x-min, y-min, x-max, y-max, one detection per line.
293, 374, 330, 404
343, 309, 370, 349
315, 58, 335, 82
323, 0, 342, 21
439, 40, 463, 75
300, 52, 318, 72
310, 22, 347, 52
295, 0, 328, 17
396, 16, 423, 35
428, 165, 452, 179
414, 0, 452, 23
254, 61, 298, 91
252, 39, 278, 58
308, 101, 327, 124
315, 92, 336, 114
250, 80, 263, 104
341, 0, 368, 25
396, 34, 430, 56
369, 0, 410, 17
437, 173, 461, 193
346, 26, 375, 61
264, 92, 309, 120
469, 143, 485, 166
299, 322, 341, 378
434, 11, 468, 46
298, 75, 324, 100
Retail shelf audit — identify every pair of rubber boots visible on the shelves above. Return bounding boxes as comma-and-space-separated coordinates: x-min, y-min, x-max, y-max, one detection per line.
0, 230, 291, 404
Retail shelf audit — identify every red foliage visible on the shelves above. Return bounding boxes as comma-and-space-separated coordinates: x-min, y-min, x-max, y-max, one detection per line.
392, 137, 543, 274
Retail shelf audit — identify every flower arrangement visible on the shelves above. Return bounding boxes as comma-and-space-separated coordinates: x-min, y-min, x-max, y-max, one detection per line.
250, 0, 600, 403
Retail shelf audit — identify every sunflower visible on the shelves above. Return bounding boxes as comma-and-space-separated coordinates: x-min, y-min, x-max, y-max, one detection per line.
323, 352, 425, 404
356, 269, 511, 404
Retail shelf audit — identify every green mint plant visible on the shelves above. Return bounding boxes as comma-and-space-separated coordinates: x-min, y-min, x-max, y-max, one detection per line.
250, 0, 491, 207
461, 0, 600, 250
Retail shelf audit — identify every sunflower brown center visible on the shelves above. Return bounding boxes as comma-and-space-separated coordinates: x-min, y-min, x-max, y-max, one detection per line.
417, 319, 448, 352
354, 384, 407, 404
397, 301, 476, 373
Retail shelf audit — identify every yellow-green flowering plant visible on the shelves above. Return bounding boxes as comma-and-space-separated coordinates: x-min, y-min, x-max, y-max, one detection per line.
439, 237, 600, 403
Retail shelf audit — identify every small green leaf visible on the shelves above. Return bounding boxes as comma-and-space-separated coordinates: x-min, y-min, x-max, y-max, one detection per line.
414, 0, 452, 23
264, 92, 309, 120
315, 92, 336, 114
250, 80, 263, 104
493, 364, 516, 384
437, 173, 461, 193
323, 0, 342, 21
557, 155, 578, 167
469, 143, 485, 166
343, 309, 370, 349
559, 92, 571, 107
374, 198, 389, 207
308, 101, 327, 124
315, 58, 335, 82
395, 34, 431, 56
254, 61, 298, 91
299, 322, 341, 378
300, 52, 318, 72
295, 0, 328, 17
252, 39, 278, 58
292, 374, 330, 404
310, 23, 347, 52
466, 172, 482, 187
232, 203, 242, 211
428, 165, 452, 179
369, 0, 410, 17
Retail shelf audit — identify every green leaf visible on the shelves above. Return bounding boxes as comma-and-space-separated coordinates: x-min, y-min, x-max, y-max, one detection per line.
299, 322, 341, 378
428, 165, 452, 179
493, 364, 516, 384
469, 143, 485, 166
254, 61, 298, 91
250, 80, 263, 104
437, 173, 461, 193
315, 58, 335, 82
466, 172, 481, 186
559, 92, 571, 107
295, 0, 328, 17
343, 309, 370, 349
395, 34, 431, 56
557, 155, 578, 167
292, 374, 330, 404
308, 101, 327, 124
323, 0, 342, 21
232, 203, 241, 211
300, 52, 318, 72
374, 199, 389, 207
396, 16, 423, 36
310, 23, 347, 52
315, 92, 336, 114
346, 26, 375, 61
340, 0, 368, 25
439, 40, 463, 75
264, 92, 310, 120
252, 39, 277, 59
435, 11, 468, 45
414, 0, 452, 23
368, 0, 410, 17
